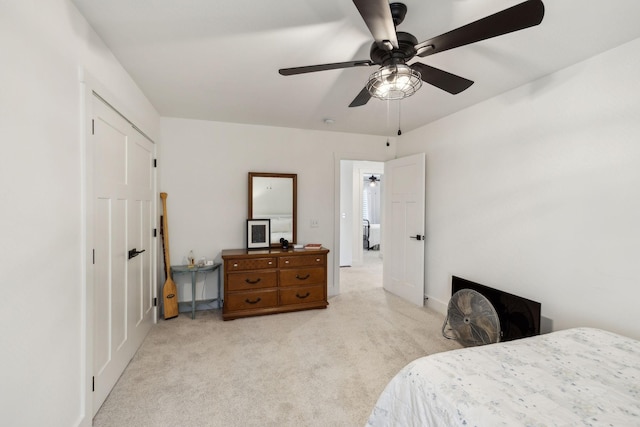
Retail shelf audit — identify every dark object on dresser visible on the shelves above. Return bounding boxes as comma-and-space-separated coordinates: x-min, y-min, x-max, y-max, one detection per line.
279, 238, 289, 249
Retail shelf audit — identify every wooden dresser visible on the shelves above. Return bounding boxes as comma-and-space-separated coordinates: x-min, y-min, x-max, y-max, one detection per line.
221, 247, 329, 320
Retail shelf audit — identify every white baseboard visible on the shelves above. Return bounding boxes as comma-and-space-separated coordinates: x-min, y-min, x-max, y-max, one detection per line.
425, 295, 448, 315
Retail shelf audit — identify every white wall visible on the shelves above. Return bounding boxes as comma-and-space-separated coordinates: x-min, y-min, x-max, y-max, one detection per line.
398, 37, 640, 340
0, 1, 160, 426
159, 118, 394, 299
339, 160, 354, 267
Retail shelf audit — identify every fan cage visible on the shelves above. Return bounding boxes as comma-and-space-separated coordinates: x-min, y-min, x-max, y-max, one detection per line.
442, 288, 501, 347
366, 64, 422, 100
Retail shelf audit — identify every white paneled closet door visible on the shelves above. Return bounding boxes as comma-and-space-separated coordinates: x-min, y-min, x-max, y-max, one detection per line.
91, 95, 155, 414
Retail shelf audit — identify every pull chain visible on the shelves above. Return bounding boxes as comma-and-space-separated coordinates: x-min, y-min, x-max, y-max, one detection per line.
386, 98, 392, 135
397, 101, 402, 135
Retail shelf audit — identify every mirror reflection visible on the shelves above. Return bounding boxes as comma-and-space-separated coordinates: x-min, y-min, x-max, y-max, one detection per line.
249, 173, 297, 246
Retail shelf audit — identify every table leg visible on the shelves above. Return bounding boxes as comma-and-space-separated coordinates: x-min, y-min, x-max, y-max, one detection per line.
191, 270, 197, 319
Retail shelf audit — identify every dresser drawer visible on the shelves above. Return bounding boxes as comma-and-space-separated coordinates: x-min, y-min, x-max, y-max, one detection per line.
226, 257, 276, 271
279, 254, 325, 268
225, 289, 278, 312
227, 271, 277, 291
279, 285, 325, 306
279, 267, 325, 287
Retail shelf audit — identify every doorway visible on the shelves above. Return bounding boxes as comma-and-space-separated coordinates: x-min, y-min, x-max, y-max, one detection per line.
339, 160, 384, 293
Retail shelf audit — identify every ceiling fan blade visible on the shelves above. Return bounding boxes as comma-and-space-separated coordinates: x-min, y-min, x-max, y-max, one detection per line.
279, 60, 374, 76
415, 0, 545, 57
352, 0, 398, 50
349, 87, 372, 107
411, 63, 473, 94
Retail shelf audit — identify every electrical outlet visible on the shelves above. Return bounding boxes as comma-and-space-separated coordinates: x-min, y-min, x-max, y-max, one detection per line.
310, 219, 319, 228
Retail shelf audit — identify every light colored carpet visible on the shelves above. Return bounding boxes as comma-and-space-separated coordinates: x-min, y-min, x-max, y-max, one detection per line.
93, 253, 460, 426
339, 250, 384, 294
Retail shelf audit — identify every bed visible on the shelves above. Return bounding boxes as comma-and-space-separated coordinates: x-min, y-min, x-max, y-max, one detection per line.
255, 214, 292, 243
368, 223, 380, 250
363, 219, 381, 250
367, 327, 640, 426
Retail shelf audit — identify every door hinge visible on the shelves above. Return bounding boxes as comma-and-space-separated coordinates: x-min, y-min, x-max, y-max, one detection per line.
153, 158, 157, 168
92, 249, 95, 265
153, 297, 158, 307
153, 228, 157, 237
91, 119, 95, 135
92, 376, 95, 392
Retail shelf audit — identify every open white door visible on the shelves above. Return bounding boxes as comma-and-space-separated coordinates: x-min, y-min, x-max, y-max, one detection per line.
383, 153, 426, 306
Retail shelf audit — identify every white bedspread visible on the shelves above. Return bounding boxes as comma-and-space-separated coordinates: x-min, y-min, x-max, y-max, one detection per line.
367, 328, 640, 426
368, 224, 380, 248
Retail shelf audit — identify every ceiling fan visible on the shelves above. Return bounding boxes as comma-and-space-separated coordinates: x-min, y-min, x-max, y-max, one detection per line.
279, 0, 545, 107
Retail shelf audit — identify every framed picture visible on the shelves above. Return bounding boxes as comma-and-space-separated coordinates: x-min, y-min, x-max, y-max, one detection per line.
247, 219, 271, 249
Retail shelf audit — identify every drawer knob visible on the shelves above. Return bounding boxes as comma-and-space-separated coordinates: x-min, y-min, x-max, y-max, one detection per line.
296, 292, 311, 299
245, 297, 262, 305
295, 274, 310, 280
268, 261, 273, 265
245, 278, 261, 285
285, 260, 289, 264
233, 263, 238, 267
316, 258, 320, 262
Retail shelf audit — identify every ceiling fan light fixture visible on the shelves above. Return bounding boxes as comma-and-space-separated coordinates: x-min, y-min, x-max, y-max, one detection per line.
366, 64, 422, 101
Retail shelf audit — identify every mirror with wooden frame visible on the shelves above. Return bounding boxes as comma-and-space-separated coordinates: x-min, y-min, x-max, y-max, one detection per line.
248, 172, 297, 247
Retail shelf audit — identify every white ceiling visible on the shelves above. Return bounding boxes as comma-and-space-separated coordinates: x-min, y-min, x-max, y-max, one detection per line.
72, 0, 640, 136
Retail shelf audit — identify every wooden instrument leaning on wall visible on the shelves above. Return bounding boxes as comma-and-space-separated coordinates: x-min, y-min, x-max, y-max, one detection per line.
160, 192, 179, 319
